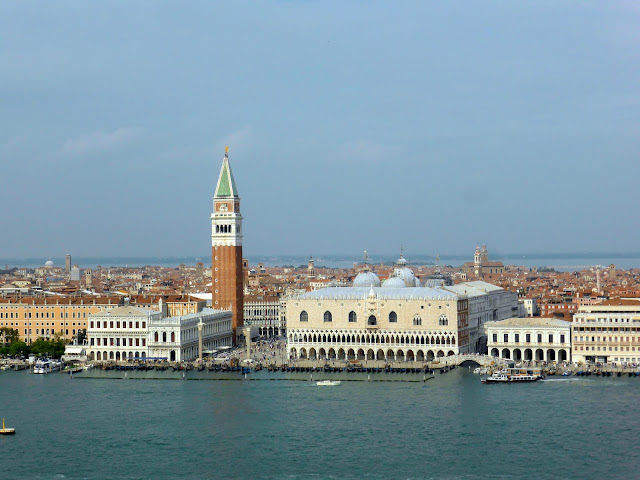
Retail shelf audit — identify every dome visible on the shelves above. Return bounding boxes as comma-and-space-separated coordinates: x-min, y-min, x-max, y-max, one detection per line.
45, 259, 54, 267
353, 271, 381, 288
382, 276, 406, 288
396, 255, 407, 266
395, 267, 416, 287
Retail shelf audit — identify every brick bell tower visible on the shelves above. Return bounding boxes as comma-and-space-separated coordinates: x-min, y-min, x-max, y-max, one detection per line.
211, 146, 244, 342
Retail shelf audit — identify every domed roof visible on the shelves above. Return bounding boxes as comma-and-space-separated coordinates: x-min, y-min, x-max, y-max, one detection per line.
45, 258, 54, 267
395, 267, 416, 287
353, 271, 381, 288
396, 255, 407, 266
382, 276, 406, 288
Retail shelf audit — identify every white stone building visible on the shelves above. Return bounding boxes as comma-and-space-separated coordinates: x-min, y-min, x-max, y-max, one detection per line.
485, 317, 571, 363
243, 296, 283, 338
148, 308, 232, 362
86, 305, 160, 362
572, 299, 640, 364
285, 258, 518, 363
443, 281, 519, 353
86, 303, 233, 362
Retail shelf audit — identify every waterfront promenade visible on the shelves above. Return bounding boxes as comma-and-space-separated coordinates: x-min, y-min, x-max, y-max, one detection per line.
1, 365, 639, 480
5, 339, 639, 377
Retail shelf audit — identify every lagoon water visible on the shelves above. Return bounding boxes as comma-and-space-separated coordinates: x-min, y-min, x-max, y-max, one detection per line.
1, 368, 639, 480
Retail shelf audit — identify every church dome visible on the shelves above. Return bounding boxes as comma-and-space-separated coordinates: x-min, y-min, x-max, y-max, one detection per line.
395, 267, 416, 287
45, 259, 54, 267
382, 276, 406, 288
353, 271, 381, 288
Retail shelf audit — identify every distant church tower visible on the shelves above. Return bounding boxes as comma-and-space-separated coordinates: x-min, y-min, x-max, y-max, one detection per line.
211, 146, 244, 341
308, 255, 316, 279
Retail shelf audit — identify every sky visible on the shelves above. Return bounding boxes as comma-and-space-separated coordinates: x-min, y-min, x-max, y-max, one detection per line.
1, 1, 639, 260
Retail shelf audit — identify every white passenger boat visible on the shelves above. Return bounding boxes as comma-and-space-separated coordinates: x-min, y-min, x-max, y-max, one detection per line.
316, 380, 341, 386
33, 359, 62, 374
481, 369, 542, 384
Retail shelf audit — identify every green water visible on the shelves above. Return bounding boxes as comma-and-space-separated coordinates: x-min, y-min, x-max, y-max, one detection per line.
1, 368, 638, 480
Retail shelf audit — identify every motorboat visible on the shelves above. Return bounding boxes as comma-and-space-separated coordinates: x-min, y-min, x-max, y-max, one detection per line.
481, 368, 542, 384
0, 418, 15, 435
316, 380, 341, 386
33, 358, 62, 374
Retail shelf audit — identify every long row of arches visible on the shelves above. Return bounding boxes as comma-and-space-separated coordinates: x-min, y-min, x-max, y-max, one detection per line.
288, 331, 456, 347
290, 347, 456, 361
91, 351, 147, 361
490, 348, 569, 362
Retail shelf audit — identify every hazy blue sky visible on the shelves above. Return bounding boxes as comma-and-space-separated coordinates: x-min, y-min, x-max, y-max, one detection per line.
1, 1, 639, 260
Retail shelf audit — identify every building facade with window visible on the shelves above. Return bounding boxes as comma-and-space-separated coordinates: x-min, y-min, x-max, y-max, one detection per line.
442, 281, 519, 353
484, 317, 571, 363
148, 308, 232, 362
86, 304, 233, 362
572, 300, 640, 364
286, 270, 468, 362
243, 295, 283, 338
86, 305, 160, 362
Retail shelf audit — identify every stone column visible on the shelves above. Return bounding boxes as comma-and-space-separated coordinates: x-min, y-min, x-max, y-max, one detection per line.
244, 327, 252, 360
197, 320, 204, 362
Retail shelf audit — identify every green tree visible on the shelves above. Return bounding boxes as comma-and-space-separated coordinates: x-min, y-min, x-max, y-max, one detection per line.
77, 329, 87, 345
8, 341, 29, 357
0, 327, 20, 344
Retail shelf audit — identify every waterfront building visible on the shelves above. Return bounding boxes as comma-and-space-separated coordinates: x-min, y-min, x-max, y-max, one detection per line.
211, 147, 244, 341
0, 295, 209, 344
286, 256, 517, 362
572, 299, 640, 364
86, 301, 232, 362
460, 245, 504, 277
147, 306, 232, 362
442, 281, 519, 353
485, 317, 571, 362
86, 304, 160, 362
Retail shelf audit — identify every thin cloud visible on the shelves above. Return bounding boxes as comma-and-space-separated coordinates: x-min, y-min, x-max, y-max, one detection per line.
340, 140, 395, 164
60, 127, 140, 157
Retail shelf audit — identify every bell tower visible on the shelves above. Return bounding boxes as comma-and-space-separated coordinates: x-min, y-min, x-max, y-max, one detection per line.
211, 146, 244, 342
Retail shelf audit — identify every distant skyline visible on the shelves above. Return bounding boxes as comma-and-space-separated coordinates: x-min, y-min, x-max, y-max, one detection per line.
2, 2, 639, 258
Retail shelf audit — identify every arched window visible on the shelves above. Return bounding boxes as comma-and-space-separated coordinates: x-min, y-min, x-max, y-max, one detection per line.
324, 311, 332, 322
389, 311, 397, 323
162, 332, 167, 343
368, 315, 377, 326
348, 311, 357, 323
171, 332, 175, 343
439, 314, 448, 326
300, 311, 308, 322
154, 332, 158, 342
413, 315, 422, 326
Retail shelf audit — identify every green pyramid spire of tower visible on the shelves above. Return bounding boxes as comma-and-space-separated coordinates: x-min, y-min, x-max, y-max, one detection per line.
214, 146, 239, 198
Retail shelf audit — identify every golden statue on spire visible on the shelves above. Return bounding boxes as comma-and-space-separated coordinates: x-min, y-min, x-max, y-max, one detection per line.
225, 145, 229, 155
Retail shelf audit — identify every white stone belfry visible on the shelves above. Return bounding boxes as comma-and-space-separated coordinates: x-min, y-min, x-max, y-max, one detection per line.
211, 146, 243, 248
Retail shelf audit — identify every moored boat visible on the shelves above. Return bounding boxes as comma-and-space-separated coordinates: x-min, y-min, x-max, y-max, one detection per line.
0, 418, 15, 435
33, 358, 62, 374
